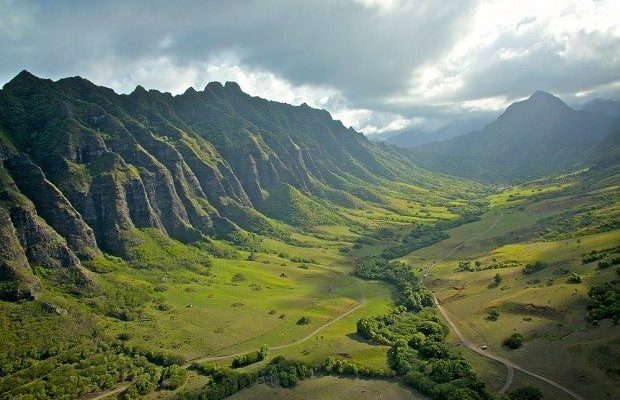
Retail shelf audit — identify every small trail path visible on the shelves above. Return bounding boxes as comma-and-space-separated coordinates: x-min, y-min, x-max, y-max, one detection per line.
83, 282, 367, 400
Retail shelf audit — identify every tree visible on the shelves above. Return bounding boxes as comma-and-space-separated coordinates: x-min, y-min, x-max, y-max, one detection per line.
566, 273, 582, 284
494, 273, 502, 286
503, 333, 524, 349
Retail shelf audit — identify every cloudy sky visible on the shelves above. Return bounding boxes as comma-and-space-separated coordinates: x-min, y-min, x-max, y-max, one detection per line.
1, 0, 619, 137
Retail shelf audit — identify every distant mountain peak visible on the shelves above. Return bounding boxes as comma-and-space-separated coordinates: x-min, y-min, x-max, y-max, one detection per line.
131, 85, 148, 95
4, 69, 47, 91
224, 81, 242, 93
530, 90, 554, 99
527, 90, 567, 106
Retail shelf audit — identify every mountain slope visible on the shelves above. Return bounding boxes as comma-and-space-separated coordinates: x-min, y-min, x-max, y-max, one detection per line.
410, 91, 619, 182
582, 98, 620, 119
0, 71, 468, 300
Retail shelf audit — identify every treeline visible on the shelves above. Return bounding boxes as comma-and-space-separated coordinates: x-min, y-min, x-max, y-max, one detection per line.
380, 214, 481, 259
183, 355, 395, 400
381, 226, 448, 259
354, 256, 433, 312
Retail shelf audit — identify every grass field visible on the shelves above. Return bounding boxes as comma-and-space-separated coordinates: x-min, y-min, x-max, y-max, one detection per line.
227, 376, 424, 400
404, 175, 620, 400
3, 168, 617, 400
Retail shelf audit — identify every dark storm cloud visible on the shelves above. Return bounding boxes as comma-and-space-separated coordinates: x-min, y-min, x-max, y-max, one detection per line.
1, 0, 618, 135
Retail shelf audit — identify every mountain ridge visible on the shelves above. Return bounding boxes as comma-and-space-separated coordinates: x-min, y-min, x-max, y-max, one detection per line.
0, 70, 459, 301
408, 91, 619, 182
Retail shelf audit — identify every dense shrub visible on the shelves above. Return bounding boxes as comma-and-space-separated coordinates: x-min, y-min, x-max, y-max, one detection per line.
159, 365, 187, 390
566, 273, 582, 284
486, 309, 500, 321
231, 345, 268, 368
296, 316, 311, 325
582, 252, 605, 264
586, 281, 620, 324
503, 333, 524, 349
522, 261, 547, 275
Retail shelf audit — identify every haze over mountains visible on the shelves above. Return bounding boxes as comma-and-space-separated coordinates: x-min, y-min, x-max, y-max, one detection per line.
0, 71, 442, 301
385, 117, 491, 148
406, 91, 620, 182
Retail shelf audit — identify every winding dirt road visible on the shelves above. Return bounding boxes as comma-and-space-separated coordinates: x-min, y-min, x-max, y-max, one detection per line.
83, 283, 367, 400
423, 211, 585, 400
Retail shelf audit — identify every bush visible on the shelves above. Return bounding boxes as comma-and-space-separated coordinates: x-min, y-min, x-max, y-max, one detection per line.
566, 273, 582, 284
503, 333, 524, 349
522, 261, 547, 275
159, 365, 187, 389
582, 252, 605, 264
508, 385, 543, 400
297, 316, 311, 325
231, 345, 268, 368
598, 260, 611, 269
486, 309, 500, 321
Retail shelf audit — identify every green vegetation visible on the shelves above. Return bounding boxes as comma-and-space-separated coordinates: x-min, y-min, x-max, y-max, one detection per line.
586, 282, 620, 324
503, 333, 524, 349
231, 346, 269, 368
522, 261, 547, 275
296, 316, 311, 325
353, 258, 493, 400
0, 71, 618, 400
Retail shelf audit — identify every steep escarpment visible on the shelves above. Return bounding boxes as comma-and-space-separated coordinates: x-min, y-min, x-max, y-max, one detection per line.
0, 70, 442, 299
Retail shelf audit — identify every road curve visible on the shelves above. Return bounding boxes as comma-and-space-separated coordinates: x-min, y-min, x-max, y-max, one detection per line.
435, 295, 584, 399
424, 211, 585, 400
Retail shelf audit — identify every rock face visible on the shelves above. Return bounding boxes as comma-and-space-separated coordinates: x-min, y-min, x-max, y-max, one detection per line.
0, 70, 418, 300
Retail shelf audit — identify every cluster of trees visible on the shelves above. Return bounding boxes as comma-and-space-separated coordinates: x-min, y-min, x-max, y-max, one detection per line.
182, 365, 258, 400
522, 261, 547, 275
321, 356, 395, 378
357, 308, 446, 346
381, 226, 448, 259
354, 256, 433, 312
582, 251, 606, 264
586, 281, 620, 325
508, 385, 543, 400
115, 343, 186, 367
231, 345, 268, 368
355, 306, 491, 399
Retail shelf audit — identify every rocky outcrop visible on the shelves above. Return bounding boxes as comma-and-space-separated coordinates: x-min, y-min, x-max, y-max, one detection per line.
0, 70, 417, 300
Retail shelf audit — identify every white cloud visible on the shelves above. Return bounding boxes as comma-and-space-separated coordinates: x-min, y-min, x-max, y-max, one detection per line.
91, 55, 415, 135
